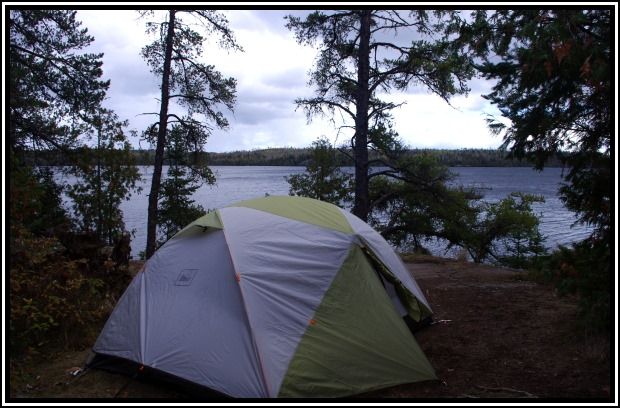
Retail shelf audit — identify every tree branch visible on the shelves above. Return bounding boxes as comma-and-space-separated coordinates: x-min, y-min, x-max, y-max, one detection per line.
370, 190, 398, 211
298, 98, 356, 121
11, 43, 80, 83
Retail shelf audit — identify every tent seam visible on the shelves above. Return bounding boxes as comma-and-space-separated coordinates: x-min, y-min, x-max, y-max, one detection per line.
277, 242, 358, 397
228, 196, 355, 234
226, 205, 351, 235
219, 215, 272, 398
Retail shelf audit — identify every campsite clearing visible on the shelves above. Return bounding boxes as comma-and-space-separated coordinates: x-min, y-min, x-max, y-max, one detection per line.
9, 256, 611, 400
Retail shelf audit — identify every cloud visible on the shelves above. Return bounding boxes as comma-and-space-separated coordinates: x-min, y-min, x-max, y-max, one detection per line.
381, 91, 505, 149
262, 66, 310, 90
77, 11, 161, 125
223, 65, 313, 128
467, 76, 499, 95
74, 9, 507, 152
224, 10, 293, 33
238, 10, 312, 34
202, 16, 317, 82
230, 100, 290, 126
208, 114, 335, 152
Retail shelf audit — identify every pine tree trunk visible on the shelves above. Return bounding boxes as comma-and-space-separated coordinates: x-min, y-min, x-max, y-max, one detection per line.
145, 10, 176, 259
353, 10, 371, 221
96, 120, 102, 243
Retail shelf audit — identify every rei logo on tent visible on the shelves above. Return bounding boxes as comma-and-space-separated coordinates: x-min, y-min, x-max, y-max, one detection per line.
88, 196, 436, 398
175, 269, 198, 286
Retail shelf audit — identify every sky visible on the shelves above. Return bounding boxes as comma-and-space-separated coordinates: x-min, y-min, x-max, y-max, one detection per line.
77, 9, 507, 153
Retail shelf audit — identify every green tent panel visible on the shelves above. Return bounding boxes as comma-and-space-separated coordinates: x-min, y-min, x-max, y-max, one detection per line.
279, 244, 436, 397
171, 209, 223, 239
230, 195, 354, 234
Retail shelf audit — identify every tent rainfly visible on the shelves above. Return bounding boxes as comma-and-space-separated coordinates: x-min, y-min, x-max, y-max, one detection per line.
89, 196, 436, 398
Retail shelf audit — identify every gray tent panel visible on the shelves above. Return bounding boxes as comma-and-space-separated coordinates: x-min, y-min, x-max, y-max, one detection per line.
142, 231, 267, 397
93, 271, 143, 363
95, 231, 268, 397
219, 207, 355, 397
379, 273, 408, 316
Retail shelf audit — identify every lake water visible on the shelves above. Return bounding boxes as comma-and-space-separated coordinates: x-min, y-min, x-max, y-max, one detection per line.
55, 166, 592, 258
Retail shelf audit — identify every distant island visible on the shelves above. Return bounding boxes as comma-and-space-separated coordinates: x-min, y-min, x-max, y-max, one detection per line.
23, 147, 564, 167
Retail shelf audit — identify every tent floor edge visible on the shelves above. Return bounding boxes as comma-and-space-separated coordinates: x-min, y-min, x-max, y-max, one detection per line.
86, 352, 232, 400
404, 315, 434, 334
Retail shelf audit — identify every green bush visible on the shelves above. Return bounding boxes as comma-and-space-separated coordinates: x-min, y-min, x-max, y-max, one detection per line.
9, 224, 132, 355
9, 161, 72, 236
529, 237, 610, 332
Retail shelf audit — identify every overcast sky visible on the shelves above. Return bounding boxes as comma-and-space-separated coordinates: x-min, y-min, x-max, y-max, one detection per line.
77, 9, 506, 153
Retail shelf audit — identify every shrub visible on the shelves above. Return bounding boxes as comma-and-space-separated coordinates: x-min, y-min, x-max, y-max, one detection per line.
529, 236, 610, 332
9, 224, 132, 355
286, 137, 353, 207
9, 161, 72, 237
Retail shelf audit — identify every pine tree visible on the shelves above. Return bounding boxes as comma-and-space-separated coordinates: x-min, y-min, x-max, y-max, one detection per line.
286, 137, 353, 206
456, 9, 611, 328
67, 109, 142, 245
457, 9, 611, 238
157, 126, 208, 244
140, 10, 240, 258
9, 10, 109, 153
286, 10, 474, 221
9, 9, 127, 240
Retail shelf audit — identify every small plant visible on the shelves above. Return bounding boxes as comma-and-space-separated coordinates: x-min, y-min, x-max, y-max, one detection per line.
460, 192, 547, 266
286, 137, 353, 207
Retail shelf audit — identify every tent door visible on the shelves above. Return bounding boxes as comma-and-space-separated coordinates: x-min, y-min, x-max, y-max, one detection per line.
359, 246, 409, 317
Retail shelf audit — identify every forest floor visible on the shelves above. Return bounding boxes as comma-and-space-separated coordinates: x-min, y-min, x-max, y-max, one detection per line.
8, 256, 612, 401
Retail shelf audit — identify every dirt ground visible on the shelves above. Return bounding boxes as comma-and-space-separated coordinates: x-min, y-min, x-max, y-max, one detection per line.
8, 257, 612, 401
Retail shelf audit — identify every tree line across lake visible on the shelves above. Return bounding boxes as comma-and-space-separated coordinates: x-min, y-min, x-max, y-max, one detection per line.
21, 147, 564, 167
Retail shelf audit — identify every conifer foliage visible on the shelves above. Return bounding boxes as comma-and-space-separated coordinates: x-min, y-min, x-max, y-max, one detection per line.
457, 9, 611, 329
286, 10, 474, 221
140, 10, 241, 258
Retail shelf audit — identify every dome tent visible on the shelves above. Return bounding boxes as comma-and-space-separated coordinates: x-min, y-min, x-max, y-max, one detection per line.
89, 196, 436, 398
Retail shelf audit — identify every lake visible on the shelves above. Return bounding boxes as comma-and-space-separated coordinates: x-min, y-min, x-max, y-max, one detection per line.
55, 166, 592, 258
